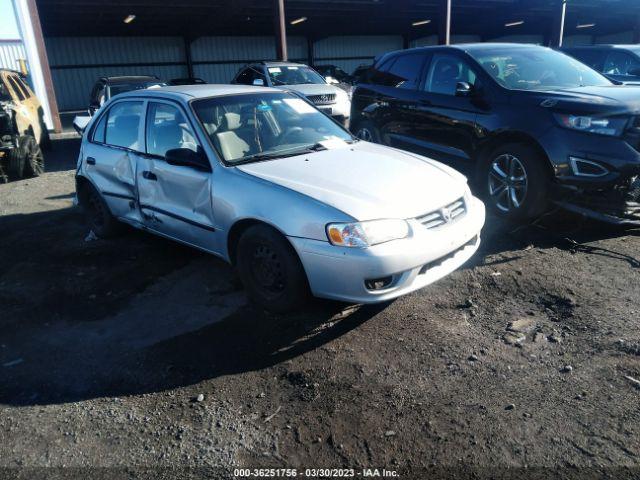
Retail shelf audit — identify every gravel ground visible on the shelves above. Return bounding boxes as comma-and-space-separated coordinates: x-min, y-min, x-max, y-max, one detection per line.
0, 139, 639, 479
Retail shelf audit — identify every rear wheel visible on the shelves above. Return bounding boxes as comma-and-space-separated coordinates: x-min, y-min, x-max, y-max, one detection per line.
81, 183, 121, 238
353, 120, 381, 143
236, 224, 310, 313
481, 143, 549, 220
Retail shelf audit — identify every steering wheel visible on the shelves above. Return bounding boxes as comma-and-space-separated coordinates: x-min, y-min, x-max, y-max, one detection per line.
280, 126, 304, 145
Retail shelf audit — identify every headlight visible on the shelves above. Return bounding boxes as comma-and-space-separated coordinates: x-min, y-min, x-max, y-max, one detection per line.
326, 219, 409, 248
554, 114, 628, 137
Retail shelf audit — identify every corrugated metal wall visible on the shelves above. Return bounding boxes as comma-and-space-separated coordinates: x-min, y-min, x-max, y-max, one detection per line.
314, 35, 402, 73
46, 31, 635, 112
46, 36, 188, 111
0, 40, 27, 71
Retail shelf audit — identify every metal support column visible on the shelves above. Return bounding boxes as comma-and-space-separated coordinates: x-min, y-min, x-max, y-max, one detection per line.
307, 36, 314, 66
551, 0, 567, 47
15, 0, 62, 132
438, 0, 452, 45
184, 37, 194, 78
274, 0, 288, 61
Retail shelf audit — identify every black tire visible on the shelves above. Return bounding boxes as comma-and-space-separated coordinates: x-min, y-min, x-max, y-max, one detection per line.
7, 142, 26, 180
21, 135, 45, 177
480, 143, 549, 221
236, 224, 310, 313
81, 183, 121, 238
353, 119, 381, 143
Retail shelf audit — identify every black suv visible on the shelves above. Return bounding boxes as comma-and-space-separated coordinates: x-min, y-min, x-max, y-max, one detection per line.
351, 43, 640, 224
562, 45, 640, 84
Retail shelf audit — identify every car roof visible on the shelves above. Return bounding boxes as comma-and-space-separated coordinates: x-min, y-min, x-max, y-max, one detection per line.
256, 61, 307, 67
375, 42, 550, 63
561, 44, 640, 51
113, 84, 276, 101
102, 76, 160, 84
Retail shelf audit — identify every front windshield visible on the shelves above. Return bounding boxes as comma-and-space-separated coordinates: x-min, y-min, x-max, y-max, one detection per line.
192, 92, 354, 165
109, 82, 165, 97
267, 66, 326, 86
468, 47, 613, 90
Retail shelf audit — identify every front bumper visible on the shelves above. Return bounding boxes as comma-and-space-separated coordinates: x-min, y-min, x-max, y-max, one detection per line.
538, 126, 640, 224
290, 196, 486, 304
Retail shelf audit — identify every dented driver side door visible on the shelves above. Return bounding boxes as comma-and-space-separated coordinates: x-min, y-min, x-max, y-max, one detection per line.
136, 100, 218, 253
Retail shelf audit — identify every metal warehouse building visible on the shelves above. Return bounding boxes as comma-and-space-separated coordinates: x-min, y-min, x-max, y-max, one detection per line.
2, 0, 640, 132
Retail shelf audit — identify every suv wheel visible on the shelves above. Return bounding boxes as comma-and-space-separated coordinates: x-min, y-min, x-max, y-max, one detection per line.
353, 120, 381, 143
82, 183, 121, 238
236, 224, 309, 313
482, 143, 549, 220
22, 136, 45, 177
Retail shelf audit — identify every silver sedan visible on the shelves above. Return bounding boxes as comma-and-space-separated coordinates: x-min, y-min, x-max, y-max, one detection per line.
75, 85, 485, 311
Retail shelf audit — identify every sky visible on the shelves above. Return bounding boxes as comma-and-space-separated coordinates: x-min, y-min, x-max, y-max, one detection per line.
0, 0, 20, 40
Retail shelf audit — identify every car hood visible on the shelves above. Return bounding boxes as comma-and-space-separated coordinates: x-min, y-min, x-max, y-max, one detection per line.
517, 85, 640, 114
236, 141, 467, 221
278, 83, 343, 97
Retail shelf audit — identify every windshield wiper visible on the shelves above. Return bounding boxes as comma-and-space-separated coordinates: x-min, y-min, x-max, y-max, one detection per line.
233, 147, 319, 165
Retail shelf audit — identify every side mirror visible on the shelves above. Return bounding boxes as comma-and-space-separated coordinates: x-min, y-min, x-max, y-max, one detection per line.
325, 76, 339, 84
627, 67, 640, 77
455, 81, 473, 97
253, 78, 265, 86
73, 115, 91, 135
165, 147, 210, 171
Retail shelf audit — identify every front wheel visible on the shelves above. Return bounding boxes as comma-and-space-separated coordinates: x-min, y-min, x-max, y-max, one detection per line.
481, 143, 549, 221
236, 224, 310, 313
353, 120, 381, 143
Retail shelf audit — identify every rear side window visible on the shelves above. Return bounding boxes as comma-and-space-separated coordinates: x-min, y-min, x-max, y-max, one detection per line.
367, 57, 395, 85
384, 53, 426, 89
92, 112, 108, 143
103, 101, 143, 150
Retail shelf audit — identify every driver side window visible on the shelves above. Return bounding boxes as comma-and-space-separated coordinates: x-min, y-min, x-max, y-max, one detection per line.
145, 102, 198, 158
423, 53, 478, 95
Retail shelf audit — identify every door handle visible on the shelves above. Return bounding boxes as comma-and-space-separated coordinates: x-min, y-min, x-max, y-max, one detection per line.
142, 171, 157, 181
86, 157, 96, 165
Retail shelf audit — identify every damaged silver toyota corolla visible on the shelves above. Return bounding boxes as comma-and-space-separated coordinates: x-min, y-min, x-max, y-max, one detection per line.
74, 85, 485, 312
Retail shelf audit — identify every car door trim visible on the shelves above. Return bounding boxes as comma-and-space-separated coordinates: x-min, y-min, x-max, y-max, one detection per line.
103, 191, 136, 201
138, 204, 216, 232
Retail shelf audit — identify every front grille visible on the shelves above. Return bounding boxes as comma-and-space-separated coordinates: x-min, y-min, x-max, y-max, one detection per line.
416, 197, 467, 229
307, 93, 336, 105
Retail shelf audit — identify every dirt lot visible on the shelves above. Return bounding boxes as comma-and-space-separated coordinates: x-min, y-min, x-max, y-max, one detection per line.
1, 138, 639, 479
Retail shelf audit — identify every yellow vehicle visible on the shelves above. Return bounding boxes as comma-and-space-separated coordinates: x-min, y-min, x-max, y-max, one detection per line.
0, 69, 49, 182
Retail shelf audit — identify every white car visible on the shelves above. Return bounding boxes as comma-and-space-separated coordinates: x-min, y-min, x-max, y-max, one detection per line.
74, 85, 485, 312
232, 62, 351, 126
